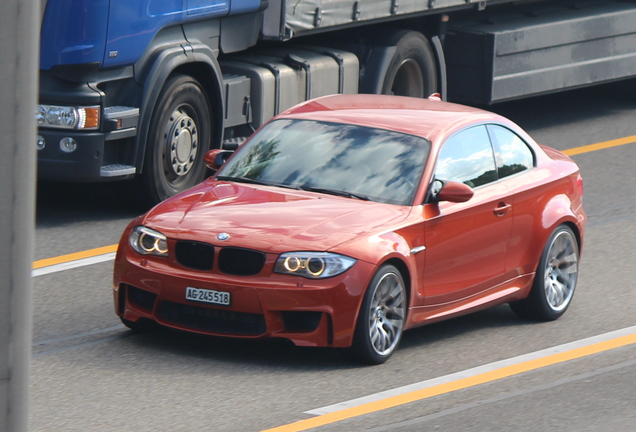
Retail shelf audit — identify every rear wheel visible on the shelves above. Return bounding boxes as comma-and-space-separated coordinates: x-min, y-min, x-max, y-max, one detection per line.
381, 31, 437, 98
351, 265, 406, 364
510, 225, 579, 321
137, 74, 212, 207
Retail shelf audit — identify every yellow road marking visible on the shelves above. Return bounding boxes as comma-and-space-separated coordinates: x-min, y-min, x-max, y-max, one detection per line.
561, 134, 636, 156
262, 332, 636, 432
33, 244, 118, 269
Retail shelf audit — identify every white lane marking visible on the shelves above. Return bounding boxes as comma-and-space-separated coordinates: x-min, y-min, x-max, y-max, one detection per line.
32, 252, 116, 277
356, 358, 636, 432
304, 325, 636, 416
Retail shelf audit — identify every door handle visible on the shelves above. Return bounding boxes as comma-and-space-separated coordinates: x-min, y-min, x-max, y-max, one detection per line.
493, 202, 512, 217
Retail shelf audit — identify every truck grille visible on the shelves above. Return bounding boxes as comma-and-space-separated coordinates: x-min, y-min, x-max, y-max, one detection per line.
157, 301, 266, 336
175, 241, 214, 271
218, 247, 266, 276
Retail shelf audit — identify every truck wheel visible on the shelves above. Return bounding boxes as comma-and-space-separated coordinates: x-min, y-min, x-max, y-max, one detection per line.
140, 74, 212, 205
381, 31, 437, 98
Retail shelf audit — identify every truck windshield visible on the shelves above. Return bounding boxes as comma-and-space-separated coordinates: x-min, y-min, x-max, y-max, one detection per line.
216, 119, 430, 206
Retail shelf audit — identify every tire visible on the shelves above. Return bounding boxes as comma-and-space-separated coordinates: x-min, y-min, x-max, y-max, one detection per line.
137, 74, 212, 206
381, 31, 437, 98
510, 225, 579, 321
351, 265, 407, 365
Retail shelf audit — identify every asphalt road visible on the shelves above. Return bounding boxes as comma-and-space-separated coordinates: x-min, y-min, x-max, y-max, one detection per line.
31, 80, 636, 432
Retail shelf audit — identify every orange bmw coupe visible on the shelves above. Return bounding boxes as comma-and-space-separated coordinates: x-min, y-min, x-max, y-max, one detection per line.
113, 94, 586, 364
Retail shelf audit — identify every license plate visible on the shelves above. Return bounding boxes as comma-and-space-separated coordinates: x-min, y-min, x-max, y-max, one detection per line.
185, 287, 230, 306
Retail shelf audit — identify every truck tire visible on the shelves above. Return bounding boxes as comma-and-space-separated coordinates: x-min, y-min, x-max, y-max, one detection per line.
138, 74, 212, 206
381, 31, 437, 98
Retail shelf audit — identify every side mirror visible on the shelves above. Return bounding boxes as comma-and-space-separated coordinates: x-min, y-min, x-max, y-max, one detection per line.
431, 180, 474, 203
203, 149, 233, 170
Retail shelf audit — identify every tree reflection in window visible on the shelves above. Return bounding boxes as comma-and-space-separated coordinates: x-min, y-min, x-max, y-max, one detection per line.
488, 125, 534, 179
218, 119, 431, 206
435, 125, 497, 188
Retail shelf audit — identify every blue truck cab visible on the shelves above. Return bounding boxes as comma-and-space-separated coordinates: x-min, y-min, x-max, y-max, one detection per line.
37, 0, 264, 205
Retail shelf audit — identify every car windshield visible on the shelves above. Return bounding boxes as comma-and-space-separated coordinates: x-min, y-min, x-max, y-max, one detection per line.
216, 119, 430, 206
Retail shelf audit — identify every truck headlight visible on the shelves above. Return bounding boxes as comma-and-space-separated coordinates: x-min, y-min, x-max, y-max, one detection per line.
274, 252, 356, 279
36, 104, 100, 130
129, 226, 169, 257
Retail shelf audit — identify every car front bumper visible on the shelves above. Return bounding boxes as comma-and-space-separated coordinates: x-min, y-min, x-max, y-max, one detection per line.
113, 244, 375, 348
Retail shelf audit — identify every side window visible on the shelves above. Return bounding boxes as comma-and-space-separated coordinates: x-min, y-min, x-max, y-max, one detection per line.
436, 125, 497, 188
487, 125, 534, 179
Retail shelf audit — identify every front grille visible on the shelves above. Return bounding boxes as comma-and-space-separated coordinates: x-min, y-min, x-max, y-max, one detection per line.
175, 241, 214, 271
218, 247, 266, 276
157, 301, 266, 336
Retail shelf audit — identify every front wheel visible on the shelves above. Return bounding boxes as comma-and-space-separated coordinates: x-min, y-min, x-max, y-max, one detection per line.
351, 265, 407, 364
510, 225, 579, 321
137, 74, 212, 207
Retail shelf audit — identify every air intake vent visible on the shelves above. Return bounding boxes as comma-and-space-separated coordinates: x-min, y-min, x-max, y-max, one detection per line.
218, 247, 266, 276
157, 301, 266, 335
175, 241, 214, 271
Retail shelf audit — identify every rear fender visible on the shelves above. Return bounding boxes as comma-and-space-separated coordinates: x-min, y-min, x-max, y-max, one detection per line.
542, 194, 576, 231
541, 193, 582, 252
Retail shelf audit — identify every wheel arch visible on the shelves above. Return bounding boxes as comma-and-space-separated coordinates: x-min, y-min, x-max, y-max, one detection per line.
344, 254, 412, 343
562, 220, 582, 251
381, 257, 412, 308
357, 28, 439, 98
541, 193, 584, 254
134, 44, 224, 174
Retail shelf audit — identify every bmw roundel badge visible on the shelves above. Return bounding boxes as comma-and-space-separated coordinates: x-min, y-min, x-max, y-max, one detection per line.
217, 233, 230, 241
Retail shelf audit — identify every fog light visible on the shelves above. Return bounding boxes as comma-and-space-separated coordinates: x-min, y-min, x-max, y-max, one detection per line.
59, 137, 77, 153
37, 135, 45, 150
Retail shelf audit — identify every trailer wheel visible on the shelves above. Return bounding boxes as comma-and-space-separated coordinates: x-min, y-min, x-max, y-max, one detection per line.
139, 74, 212, 206
381, 31, 437, 98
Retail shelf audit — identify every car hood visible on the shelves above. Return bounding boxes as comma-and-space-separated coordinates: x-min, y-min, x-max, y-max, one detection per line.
142, 181, 411, 254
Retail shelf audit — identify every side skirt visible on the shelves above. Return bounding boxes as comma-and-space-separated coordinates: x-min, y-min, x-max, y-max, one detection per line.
406, 273, 534, 328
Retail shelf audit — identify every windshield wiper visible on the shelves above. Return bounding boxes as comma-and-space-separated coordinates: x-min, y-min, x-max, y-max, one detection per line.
298, 185, 371, 201
216, 175, 269, 185
216, 176, 303, 190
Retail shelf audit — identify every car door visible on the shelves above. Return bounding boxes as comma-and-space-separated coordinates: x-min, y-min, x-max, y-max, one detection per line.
486, 124, 539, 279
419, 125, 514, 305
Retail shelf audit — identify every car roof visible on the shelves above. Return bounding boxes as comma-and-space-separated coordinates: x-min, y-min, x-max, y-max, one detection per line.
277, 94, 509, 143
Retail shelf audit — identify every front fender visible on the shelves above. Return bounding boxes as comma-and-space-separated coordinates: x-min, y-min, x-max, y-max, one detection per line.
332, 228, 422, 309
134, 42, 224, 172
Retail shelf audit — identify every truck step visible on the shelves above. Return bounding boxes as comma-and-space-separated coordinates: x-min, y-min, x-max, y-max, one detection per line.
100, 164, 136, 177
222, 137, 247, 150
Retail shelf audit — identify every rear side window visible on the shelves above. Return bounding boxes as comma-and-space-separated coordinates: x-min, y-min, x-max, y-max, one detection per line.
435, 125, 497, 188
487, 125, 534, 179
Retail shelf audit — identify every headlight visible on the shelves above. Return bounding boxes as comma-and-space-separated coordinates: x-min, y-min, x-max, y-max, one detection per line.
129, 226, 168, 257
274, 252, 356, 279
36, 104, 100, 130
